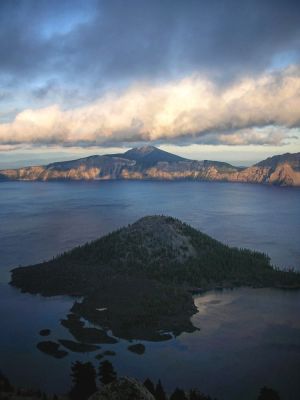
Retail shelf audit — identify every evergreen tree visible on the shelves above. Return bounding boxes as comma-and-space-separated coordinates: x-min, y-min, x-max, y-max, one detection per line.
69, 361, 97, 400
257, 387, 280, 400
0, 371, 13, 393
98, 360, 117, 385
144, 378, 156, 395
170, 387, 187, 400
189, 389, 211, 400
155, 380, 167, 400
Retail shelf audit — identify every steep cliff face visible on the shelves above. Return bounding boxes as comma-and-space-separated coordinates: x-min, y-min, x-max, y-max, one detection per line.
230, 164, 300, 186
232, 153, 300, 186
1, 146, 300, 186
0, 156, 135, 181
118, 162, 238, 181
0, 166, 46, 181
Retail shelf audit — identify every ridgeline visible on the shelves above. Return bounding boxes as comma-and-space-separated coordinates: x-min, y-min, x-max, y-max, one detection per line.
1, 146, 300, 186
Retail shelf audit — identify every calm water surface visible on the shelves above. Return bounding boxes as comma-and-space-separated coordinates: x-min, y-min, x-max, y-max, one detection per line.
0, 181, 300, 399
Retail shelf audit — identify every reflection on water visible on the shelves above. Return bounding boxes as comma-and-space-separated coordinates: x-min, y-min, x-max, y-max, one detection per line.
1, 284, 300, 400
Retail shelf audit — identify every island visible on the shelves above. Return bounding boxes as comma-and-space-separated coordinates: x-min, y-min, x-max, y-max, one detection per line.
11, 216, 300, 344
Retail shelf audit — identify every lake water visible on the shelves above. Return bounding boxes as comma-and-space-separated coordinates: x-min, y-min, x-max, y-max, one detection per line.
0, 181, 300, 399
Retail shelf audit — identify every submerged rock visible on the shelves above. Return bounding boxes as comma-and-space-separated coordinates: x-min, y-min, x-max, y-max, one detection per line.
61, 313, 118, 344
128, 343, 145, 354
58, 339, 100, 353
36, 341, 68, 359
39, 329, 51, 336
102, 350, 116, 356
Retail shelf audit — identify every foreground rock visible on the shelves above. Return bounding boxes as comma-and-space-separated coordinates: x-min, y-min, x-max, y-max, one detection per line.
1, 146, 300, 186
89, 377, 155, 400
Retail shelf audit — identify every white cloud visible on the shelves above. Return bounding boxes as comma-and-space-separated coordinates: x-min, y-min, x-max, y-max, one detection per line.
1, 66, 300, 147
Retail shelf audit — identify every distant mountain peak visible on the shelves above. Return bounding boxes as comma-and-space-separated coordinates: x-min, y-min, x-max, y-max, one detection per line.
133, 145, 157, 153
123, 145, 187, 166
124, 145, 159, 157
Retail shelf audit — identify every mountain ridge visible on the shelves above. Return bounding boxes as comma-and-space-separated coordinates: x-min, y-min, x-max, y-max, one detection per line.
1, 145, 300, 186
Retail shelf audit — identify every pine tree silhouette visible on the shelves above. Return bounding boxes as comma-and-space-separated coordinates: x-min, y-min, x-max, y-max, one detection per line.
170, 387, 187, 400
144, 378, 156, 395
98, 360, 117, 385
257, 386, 281, 400
155, 380, 167, 400
69, 361, 97, 400
189, 389, 212, 400
0, 371, 13, 393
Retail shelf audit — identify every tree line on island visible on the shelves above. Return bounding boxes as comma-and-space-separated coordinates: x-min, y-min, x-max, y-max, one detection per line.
11, 216, 300, 345
11, 216, 300, 297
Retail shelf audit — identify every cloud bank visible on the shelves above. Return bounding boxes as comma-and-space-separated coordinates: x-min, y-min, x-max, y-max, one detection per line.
1, 0, 300, 87
0, 67, 300, 147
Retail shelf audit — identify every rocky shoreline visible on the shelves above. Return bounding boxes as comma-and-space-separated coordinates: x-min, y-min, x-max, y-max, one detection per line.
1, 146, 300, 186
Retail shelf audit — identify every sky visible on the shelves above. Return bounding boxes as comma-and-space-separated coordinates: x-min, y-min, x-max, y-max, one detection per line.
1, 0, 300, 167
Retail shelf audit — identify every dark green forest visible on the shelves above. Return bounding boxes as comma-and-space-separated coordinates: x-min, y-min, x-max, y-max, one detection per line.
11, 216, 300, 296
10, 216, 300, 341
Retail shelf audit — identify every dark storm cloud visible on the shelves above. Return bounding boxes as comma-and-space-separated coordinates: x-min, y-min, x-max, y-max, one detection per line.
1, 0, 300, 148
1, 0, 300, 89
31, 79, 87, 105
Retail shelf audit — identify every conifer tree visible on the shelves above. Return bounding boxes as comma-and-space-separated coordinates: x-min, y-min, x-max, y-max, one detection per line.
144, 378, 156, 395
170, 387, 187, 400
257, 387, 281, 400
69, 361, 97, 400
98, 360, 117, 385
155, 380, 167, 400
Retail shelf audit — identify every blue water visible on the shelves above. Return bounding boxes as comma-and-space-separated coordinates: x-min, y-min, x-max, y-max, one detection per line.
0, 181, 300, 399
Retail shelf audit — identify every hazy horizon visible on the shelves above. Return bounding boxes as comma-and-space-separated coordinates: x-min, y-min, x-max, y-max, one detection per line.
1, 143, 298, 170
